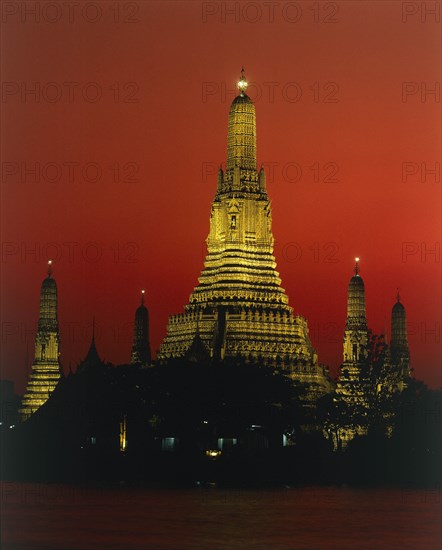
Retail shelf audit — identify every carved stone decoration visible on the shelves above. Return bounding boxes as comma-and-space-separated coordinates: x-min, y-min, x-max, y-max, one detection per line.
158, 70, 333, 400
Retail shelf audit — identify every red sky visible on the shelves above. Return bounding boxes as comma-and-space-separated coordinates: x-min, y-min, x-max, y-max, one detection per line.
1, 1, 441, 392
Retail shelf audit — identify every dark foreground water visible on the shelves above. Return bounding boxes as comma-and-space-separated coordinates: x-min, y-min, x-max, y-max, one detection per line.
1, 484, 441, 549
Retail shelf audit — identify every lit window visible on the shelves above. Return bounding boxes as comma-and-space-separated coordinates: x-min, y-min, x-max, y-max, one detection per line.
162, 437, 176, 451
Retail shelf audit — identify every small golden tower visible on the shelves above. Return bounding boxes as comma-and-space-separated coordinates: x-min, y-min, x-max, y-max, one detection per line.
19, 261, 62, 421
335, 258, 371, 444
342, 257, 369, 364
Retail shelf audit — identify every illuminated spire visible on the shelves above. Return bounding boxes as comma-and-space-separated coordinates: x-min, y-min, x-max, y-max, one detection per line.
226, 67, 256, 172
237, 66, 248, 96
39, 263, 58, 326
341, 257, 369, 369
158, 71, 323, 377
141, 289, 145, 306
19, 262, 61, 420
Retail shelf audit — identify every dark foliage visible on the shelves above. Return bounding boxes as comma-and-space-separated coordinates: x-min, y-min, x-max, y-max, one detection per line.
1, 360, 440, 488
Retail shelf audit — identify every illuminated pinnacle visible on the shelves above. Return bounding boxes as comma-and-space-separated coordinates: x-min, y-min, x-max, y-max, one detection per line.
20, 259, 61, 421
237, 66, 248, 95
158, 68, 326, 378
141, 289, 145, 305
354, 257, 360, 275
226, 67, 256, 171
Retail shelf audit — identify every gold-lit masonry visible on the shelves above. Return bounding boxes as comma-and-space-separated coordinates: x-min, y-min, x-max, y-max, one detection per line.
19, 261, 62, 421
336, 259, 370, 431
335, 259, 411, 446
158, 69, 332, 397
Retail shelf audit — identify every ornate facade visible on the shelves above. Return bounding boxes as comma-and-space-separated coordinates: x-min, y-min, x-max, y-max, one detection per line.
19, 261, 62, 421
334, 262, 412, 447
335, 258, 370, 443
158, 69, 332, 397
339, 258, 370, 393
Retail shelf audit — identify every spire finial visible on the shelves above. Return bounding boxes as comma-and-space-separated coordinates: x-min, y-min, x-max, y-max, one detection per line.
354, 257, 360, 275
47, 260, 53, 277
237, 66, 248, 96
141, 289, 145, 305
396, 288, 400, 302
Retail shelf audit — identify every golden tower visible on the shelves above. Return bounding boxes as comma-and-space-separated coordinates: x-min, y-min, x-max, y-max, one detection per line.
19, 261, 62, 421
158, 69, 331, 396
337, 258, 370, 397
335, 258, 371, 443
342, 258, 369, 366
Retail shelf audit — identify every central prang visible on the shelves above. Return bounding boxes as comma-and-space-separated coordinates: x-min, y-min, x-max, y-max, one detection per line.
157, 69, 332, 401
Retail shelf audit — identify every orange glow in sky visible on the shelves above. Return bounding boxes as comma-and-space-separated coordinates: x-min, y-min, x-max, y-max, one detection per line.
1, 1, 440, 390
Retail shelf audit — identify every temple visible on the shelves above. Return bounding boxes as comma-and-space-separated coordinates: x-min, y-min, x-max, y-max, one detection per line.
158, 68, 332, 398
334, 258, 371, 443
333, 260, 413, 447
19, 261, 62, 421
13, 70, 418, 463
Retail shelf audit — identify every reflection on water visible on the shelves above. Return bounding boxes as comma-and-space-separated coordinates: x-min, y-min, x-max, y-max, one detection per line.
1, 484, 441, 549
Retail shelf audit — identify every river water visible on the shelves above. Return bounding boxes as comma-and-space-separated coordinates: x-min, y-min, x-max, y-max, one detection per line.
1, 484, 441, 549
